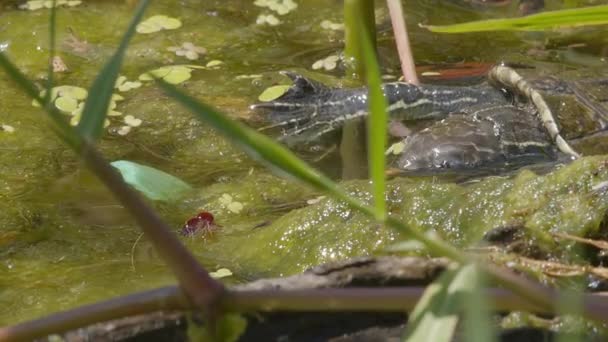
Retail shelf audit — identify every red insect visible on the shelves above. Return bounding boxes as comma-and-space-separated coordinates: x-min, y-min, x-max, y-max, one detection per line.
180, 211, 220, 237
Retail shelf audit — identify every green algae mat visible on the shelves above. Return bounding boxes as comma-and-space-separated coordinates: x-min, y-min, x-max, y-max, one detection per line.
2, 0, 608, 325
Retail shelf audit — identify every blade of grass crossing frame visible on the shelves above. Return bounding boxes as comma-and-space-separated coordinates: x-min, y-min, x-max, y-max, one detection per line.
44, 1, 57, 107
358, 24, 388, 221
462, 264, 497, 342
0, 53, 79, 149
424, 5, 608, 33
403, 264, 494, 342
76, 0, 150, 141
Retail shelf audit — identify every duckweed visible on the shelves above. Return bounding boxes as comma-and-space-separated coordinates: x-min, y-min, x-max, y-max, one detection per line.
257, 84, 291, 102
19, 0, 81, 11
167, 42, 207, 60
136, 15, 182, 34
139, 65, 205, 84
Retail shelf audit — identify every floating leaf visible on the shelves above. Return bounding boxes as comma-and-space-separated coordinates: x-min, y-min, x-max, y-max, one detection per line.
139, 65, 203, 85
33, 85, 88, 106
124, 115, 142, 127
254, 0, 298, 15
312, 55, 339, 71
257, 85, 290, 102
117, 125, 131, 135
385, 141, 406, 155
136, 15, 182, 34
168, 42, 207, 60
20, 0, 82, 10
424, 5, 608, 33
115, 75, 142, 92
33, 85, 88, 113
256, 14, 281, 26
210, 268, 233, 279
111, 160, 193, 201
54, 96, 78, 112
205, 60, 223, 68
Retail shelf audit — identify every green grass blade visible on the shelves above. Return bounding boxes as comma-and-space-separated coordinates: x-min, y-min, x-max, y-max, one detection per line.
462, 265, 497, 342
76, 0, 150, 141
343, 0, 376, 77
0, 53, 79, 149
403, 264, 489, 342
43, 0, 57, 107
402, 265, 461, 342
358, 23, 388, 221
423, 5, 608, 33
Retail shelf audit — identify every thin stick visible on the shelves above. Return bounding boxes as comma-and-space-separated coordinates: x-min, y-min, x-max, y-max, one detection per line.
223, 288, 546, 313
386, 0, 420, 85
1, 285, 586, 342
0, 287, 189, 342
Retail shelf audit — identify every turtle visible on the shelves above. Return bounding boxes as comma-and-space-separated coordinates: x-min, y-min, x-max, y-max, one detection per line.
251, 65, 608, 174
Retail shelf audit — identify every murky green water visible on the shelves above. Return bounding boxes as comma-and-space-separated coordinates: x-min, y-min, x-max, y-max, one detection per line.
1, 0, 608, 325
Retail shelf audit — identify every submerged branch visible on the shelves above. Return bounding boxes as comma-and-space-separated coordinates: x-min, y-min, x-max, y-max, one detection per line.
0, 287, 189, 342
0, 285, 576, 342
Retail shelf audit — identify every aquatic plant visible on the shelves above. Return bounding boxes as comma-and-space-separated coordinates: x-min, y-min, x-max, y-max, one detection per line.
424, 4, 608, 33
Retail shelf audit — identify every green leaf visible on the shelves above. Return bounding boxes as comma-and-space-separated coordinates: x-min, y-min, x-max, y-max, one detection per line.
44, 0, 57, 107
424, 5, 608, 33
257, 85, 291, 102
403, 264, 495, 342
136, 15, 182, 34
358, 20, 387, 221
187, 313, 247, 342
110, 160, 192, 201
462, 264, 497, 342
76, 0, 150, 141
